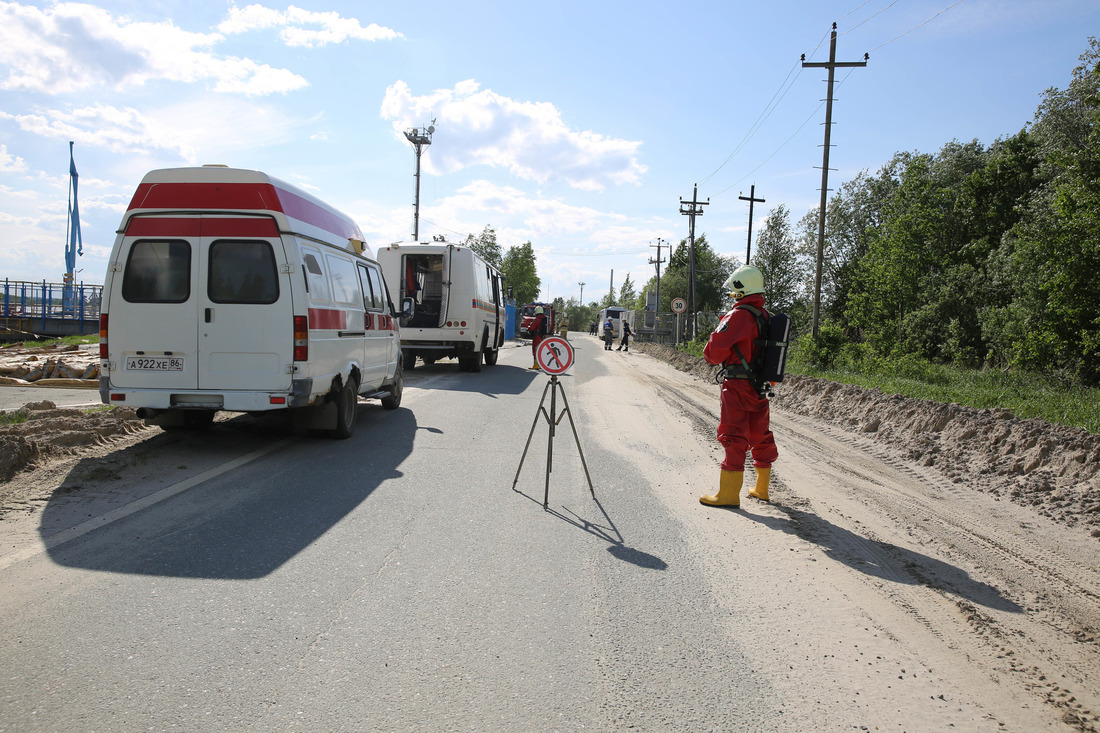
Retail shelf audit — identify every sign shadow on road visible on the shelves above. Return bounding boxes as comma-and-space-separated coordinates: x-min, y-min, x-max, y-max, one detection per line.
512, 484, 668, 571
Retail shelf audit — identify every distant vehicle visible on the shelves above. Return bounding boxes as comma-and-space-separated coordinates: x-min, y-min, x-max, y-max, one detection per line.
376, 240, 506, 372
597, 306, 632, 339
99, 165, 408, 439
518, 302, 555, 339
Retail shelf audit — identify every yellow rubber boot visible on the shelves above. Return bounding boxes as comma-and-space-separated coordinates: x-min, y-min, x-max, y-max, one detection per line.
528, 360, 540, 370
700, 470, 742, 507
748, 467, 770, 501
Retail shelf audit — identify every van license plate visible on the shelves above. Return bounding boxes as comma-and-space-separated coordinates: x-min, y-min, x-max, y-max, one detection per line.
126, 357, 184, 371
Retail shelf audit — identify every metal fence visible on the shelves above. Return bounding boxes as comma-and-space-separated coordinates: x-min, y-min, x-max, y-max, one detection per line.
632, 311, 725, 345
2, 278, 103, 326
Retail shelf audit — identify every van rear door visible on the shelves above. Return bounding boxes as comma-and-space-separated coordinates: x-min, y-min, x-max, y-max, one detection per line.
198, 219, 292, 391
109, 216, 201, 390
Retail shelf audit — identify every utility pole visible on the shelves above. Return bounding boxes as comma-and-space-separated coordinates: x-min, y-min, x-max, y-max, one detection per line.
578, 282, 585, 305
738, 185, 765, 265
404, 121, 435, 241
802, 24, 867, 339
649, 237, 667, 315
608, 269, 614, 305
679, 184, 709, 339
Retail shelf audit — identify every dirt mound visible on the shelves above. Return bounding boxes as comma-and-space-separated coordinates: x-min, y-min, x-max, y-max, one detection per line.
0, 401, 149, 483
638, 342, 1100, 537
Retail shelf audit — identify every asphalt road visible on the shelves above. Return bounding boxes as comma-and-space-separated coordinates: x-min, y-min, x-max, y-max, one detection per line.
0, 384, 101, 411
0, 338, 783, 731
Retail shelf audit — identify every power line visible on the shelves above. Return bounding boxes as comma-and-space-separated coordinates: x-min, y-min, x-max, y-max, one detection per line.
867, 0, 968, 53
701, 0, 965, 198
698, 60, 804, 185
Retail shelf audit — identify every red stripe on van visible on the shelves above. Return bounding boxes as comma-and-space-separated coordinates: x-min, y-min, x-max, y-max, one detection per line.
128, 182, 282, 212
127, 182, 361, 243
126, 217, 201, 237
308, 308, 347, 330
274, 186, 362, 243
125, 217, 279, 238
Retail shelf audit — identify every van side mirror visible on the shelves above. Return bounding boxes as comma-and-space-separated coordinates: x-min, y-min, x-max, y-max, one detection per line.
399, 297, 415, 319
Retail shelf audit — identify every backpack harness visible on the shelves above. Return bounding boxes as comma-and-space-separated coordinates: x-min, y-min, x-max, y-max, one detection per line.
718, 303, 789, 399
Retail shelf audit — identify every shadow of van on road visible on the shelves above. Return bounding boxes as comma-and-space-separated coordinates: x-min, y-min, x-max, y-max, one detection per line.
407, 359, 540, 397
741, 498, 1022, 613
41, 406, 418, 579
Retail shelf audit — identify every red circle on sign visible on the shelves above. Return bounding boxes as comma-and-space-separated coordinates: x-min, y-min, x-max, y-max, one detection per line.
536, 337, 574, 374
672, 298, 687, 314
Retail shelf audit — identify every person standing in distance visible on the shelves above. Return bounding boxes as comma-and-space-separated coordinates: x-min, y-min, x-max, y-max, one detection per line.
698, 265, 777, 507
616, 319, 633, 352
528, 306, 548, 370
602, 317, 614, 350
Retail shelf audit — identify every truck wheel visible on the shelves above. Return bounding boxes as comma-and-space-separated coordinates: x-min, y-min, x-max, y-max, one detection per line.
460, 353, 483, 372
329, 378, 359, 439
382, 361, 403, 410
403, 351, 416, 371
483, 348, 498, 366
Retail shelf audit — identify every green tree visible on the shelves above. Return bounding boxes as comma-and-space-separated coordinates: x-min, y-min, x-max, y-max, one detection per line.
501, 241, 540, 306
751, 205, 809, 322
618, 273, 637, 307
989, 38, 1100, 383
638, 233, 736, 313
463, 225, 503, 269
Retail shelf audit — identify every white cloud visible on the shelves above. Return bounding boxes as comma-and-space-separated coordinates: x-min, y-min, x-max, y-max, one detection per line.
380, 80, 647, 191
1, 98, 314, 163
219, 4, 404, 47
0, 1, 306, 96
0, 144, 27, 173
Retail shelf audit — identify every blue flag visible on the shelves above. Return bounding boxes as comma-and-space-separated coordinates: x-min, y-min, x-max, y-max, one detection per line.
66, 141, 82, 274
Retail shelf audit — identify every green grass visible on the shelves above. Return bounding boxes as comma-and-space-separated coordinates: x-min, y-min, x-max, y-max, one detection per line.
2, 334, 97, 349
674, 338, 1100, 434
0, 410, 29, 426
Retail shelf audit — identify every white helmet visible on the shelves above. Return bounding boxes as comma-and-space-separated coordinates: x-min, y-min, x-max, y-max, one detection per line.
724, 265, 764, 299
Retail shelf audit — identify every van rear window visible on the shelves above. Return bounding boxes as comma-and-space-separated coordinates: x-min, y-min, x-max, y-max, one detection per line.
122, 240, 191, 303
209, 240, 279, 304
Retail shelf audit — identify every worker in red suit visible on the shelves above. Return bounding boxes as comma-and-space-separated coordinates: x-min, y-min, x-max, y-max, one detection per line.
699, 265, 777, 507
528, 306, 548, 369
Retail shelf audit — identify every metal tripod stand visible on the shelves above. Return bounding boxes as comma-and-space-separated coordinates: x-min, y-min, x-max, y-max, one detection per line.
512, 375, 595, 507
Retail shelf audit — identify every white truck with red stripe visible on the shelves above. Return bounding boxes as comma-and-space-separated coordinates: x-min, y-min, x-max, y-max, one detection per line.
376, 241, 506, 372
99, 165, 409, 438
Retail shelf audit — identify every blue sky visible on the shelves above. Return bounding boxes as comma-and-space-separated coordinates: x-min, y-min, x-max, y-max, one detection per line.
1, 0, 1096, 306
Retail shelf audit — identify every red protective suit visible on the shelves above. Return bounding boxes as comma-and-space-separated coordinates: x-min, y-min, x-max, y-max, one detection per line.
530, 313, 547, 354
702, 293, 778, 471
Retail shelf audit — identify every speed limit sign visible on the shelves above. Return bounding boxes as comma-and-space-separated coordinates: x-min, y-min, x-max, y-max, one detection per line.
671, 297, 687, 314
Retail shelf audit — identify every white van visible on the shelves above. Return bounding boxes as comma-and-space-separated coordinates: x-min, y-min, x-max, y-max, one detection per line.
597, 306, 631, 339
99, 165, 408, 438
375, 240, 506, 372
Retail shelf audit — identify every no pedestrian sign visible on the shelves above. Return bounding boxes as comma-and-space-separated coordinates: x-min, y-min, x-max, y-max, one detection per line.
536, 337, 573, 374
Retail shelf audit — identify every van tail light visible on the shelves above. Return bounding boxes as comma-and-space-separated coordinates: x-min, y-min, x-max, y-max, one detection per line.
99, 314, 108, 359
293, 315, 308, 361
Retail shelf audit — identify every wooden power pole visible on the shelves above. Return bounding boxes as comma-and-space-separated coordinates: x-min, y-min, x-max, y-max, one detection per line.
802, 24, 867, 339
679, 184, 709, 339
738, 185, 765, 265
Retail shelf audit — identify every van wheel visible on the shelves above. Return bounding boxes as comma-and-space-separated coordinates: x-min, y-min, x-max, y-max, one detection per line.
329, 378, 359, 439
483, 348, 498, 366
382, 361, 403, 410
460, 353, 482, 372
403, 351, 416, 371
